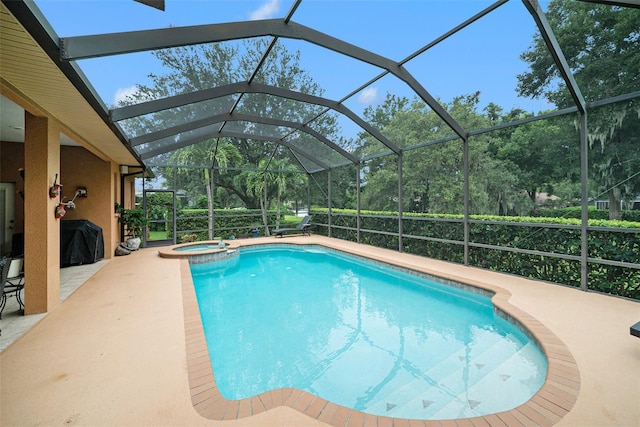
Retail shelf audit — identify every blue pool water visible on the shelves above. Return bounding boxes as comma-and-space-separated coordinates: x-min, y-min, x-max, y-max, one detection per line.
174, 243, 220, 252
190, 246, 547, 420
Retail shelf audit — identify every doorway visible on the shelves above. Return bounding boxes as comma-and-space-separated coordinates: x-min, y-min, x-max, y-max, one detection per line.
143, 189, 176, 247
0, 183, 16, 256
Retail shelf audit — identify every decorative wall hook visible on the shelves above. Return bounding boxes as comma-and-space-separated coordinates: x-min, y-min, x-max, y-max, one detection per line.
55, 203, 66, 218
76, 187, 87, 197
59, 198, 76, 210
49, 173, 62, 198
55, 187, 85, 219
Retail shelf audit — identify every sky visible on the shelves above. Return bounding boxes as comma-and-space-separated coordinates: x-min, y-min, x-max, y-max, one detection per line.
34, 0, 555, 139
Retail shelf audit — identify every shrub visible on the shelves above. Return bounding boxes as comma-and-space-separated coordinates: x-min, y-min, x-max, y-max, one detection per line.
310, 207, 640, 300
173, 209, 279, 240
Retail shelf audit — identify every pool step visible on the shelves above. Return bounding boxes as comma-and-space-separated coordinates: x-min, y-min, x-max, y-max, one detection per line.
430, 341, 545, 419
363, 328, 506, 408
363, 333, 535, 419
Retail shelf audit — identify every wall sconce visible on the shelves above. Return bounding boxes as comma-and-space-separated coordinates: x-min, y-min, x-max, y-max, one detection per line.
120, 165, 129, 174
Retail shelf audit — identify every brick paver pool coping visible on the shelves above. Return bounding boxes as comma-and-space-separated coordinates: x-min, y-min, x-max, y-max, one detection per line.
179, 242, 579, 426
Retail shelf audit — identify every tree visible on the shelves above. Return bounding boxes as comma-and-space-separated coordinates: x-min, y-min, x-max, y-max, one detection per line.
308, 165, 358, 211
269, 158, 299, 229
245, 157, 301, 235
145, 191, 176, 232
119, 38, 340, 211
517, 1, 640, 219
362, 94, 409, 129
495, 118, 578, 205
246, 159, 271, 235
360, 93, 524, 215
170, 139, 241, 239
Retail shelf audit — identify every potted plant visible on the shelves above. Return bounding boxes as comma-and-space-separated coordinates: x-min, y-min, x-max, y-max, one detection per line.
118, 207, 150, 250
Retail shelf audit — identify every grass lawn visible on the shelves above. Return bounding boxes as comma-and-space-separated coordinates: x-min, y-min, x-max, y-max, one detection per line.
148, 231, 169, 240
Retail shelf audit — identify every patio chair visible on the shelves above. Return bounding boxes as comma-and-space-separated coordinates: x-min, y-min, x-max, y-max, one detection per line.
273, 215, 312, 238
1, 257, 25, 317
0, 260, 5, 335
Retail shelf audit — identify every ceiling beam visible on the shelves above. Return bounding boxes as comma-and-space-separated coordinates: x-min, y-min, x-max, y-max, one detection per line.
61, 19, 466, 140
111, 81, 400, 154
129, 111, 359, 163
138, 129, 330, 171
522, 0, 586, 114
578, 0, 640, 8
133, 0, 165, 11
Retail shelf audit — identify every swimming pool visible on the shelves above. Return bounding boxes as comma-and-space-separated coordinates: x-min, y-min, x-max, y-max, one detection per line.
190, 245, 548, 420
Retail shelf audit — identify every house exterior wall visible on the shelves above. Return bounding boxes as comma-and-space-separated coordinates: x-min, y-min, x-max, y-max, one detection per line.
0, 120, 130, 314
59, 145, 117, 257
0, 141, 25, 233
592, 197, 640, 210
1, 141, 123, 259
111, 164, 122, 247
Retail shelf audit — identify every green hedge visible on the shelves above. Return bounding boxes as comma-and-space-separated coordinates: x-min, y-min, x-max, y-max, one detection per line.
533, 206, 640, 222
310, 208, 640, 300
173, 209, 281, 241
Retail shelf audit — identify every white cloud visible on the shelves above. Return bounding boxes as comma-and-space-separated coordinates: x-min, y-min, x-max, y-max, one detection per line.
113, 85, 139, 106
249, 0, 281, 20
357, 87, 380, 105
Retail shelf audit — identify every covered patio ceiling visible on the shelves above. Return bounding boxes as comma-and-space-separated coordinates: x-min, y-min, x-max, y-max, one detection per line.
3, 0, 639, 174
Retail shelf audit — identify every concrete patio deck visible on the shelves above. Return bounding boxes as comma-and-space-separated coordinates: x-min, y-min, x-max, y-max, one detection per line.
1, 236, 638, 426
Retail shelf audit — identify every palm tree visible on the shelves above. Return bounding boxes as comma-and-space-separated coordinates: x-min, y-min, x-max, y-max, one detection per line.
246, 159, 271, 236
271, 158, 298, 229
173, 139, 240, 239
246, 157, 301, 236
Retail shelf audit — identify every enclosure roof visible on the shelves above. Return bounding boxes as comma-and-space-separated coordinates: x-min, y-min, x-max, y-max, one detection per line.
2, 0, 639, 173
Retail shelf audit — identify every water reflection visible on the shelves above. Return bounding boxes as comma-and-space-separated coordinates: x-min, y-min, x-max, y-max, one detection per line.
191, 247, 546, 419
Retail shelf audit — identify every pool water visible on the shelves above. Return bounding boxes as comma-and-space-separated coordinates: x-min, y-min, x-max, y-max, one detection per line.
190, 246, 547, 420
174, 244, 218, 252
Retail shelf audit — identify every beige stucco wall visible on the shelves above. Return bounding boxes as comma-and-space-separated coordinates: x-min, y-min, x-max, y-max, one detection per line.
111, 163, 122, 248
3, 131, 125, 314
1, 141, 121, 259
59, 145, 116, 258
0, 141, 25, 232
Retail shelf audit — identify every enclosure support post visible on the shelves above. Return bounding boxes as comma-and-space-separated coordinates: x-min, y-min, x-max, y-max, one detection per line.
263, 172, 269, 236
120, 172, 125, 241
142, 171, 147, 248
327, 170, 332, 238
172, 191, 177, 245
307, 172, 311, 221
580, 111, 589, 291
356, 164, 361, 244
214, 168, 223, 239
463, 136, 470, 266
398, 152, 403, 252
173, 167, 177, 243
525, 0, 588, 287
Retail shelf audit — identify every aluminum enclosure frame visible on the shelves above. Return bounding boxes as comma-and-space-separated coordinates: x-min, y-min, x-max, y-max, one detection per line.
5, 0, 639, 294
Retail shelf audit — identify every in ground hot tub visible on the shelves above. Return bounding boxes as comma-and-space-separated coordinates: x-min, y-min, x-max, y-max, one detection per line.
158, 240, 239, 264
